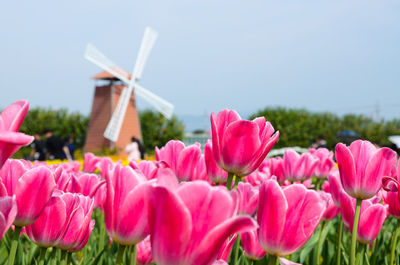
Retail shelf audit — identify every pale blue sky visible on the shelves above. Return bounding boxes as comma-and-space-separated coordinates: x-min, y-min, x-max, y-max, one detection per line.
1, 0, 400, 129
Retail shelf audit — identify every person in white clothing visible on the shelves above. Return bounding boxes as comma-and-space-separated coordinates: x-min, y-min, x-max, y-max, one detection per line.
125, 137, 142, 162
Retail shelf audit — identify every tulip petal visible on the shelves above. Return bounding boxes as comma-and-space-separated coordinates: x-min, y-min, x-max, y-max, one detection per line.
221, 120, 261, 175
363, 148, 396, 199
26, 196, 66, 247
0, 100, 29, 132
115, 184, 150, 245
357, 204, 387, 244
149, 186, 192, 265
177, 182, 235, 244
190, 216, 256, 265
280, 186, 325, 255
14, 166, 55, 226
257, 180, 287, 255
279, 257, 302, 265
335, 143, 357, 198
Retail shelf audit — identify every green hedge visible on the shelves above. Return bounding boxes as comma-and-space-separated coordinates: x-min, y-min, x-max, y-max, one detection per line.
250, 107, 400, 149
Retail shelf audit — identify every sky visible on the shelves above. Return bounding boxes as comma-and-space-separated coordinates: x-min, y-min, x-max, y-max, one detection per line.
1, 1, 400, 131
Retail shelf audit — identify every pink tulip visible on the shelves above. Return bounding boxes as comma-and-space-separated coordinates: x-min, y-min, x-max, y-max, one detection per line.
53, 167, 72, 191
283, 150, 319, 182
133, 160, 158, 180
156, 140, 202, 181
104, 163, 150, 245
83, 152, 101, 173
57, 194, 95, 251
260, 157, 285, 182
244, 170, 271, 187
0, 196, 17, 239
25, 192, 94, 250
137, 237, 154, 265
0, 100, 34, 169
257, 180, 325, 256
327, 170, 343, 206
382, 159, 400, 218
309, 148, 335, 178
190, 155, 209, 182
240, 229, 266, 260
204, 140, 228, 184
210, 109, 279, 177
0, 160, 56, 226
236, 182, 259, 216
216, 234, 237, 262
148, 181, 256, 265
66, 173, 105, 208
318, 191, 340, 221
335, 140, 396, 200
340, 192, 387, 244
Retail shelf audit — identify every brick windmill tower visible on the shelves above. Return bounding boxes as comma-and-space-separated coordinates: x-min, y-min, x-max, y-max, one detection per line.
83, 27, 174, 154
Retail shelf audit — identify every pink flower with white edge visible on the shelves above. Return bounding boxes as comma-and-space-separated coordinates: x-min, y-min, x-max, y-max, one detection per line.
257, 179, 325, 256
340, 192, 388, 244
309, 148, 335, 178
0, 100, 34, 169
335, 140, 396, 200
0, 159, 56, 226
148, 181, 256, 265
210, 109, 279, 177
155, 140, 202, 181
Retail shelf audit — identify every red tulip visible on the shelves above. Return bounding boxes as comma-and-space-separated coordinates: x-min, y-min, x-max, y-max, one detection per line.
0, 160, 56, 226
210, 109, 279, 177
148, 181, 256, 265
0, 196, 17, 239
156, 140, 202, 181
335, 140, 396, 200
0, 100, 34, 169
104, 163, 150, 245
257, 180, 325, 256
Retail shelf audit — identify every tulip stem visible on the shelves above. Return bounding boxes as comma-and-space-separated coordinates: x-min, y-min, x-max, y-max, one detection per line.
38, 247, 47, 265
98, 212, 106, 265
60, 251, 68, 265
116, 245, 126, 265
129, 244, 137, 265
233, 235, 241, 265
7, 226, 22, 265
227, 172, 234, 190
268, 255, 277, 265
350, 199, 362, 265
336, 218, 344, 265
355, 244, 365, 265
390, 220, 400, 265
315, 220, 326, 265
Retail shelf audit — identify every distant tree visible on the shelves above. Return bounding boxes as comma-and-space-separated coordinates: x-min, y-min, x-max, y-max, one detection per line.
139, 109, 185, 153
19, 107, 89, 147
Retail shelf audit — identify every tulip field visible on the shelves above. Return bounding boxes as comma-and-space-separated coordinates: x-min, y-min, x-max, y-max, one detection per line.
2, 100, 400, 265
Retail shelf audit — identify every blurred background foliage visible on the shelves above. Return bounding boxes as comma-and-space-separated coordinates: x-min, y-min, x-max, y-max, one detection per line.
139, 109, 185, 153
250, 107, 400, 149
13, 108, 184, 158
11, 106, 400, 159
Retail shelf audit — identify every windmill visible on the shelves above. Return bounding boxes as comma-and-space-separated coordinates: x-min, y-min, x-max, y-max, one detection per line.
84, 27, 174, 153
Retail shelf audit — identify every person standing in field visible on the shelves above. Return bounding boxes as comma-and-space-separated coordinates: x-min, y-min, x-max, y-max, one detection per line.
125, 136, 145, 161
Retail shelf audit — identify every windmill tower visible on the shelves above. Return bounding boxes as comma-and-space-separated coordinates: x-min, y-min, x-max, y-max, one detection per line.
84, 27, 174, 154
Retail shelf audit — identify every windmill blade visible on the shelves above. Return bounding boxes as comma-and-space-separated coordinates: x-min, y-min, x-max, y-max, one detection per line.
103, 86, 134, 142
133, 27, 158, 80
84, 44, 131, 84
135, 83, 174, 119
